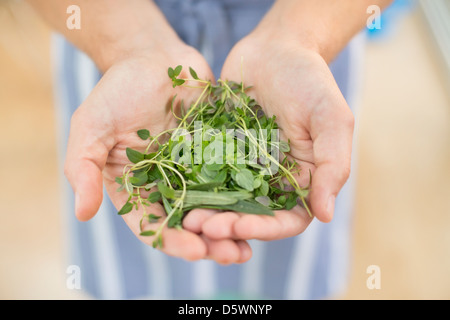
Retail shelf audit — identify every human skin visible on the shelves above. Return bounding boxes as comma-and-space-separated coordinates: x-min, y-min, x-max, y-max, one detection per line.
28, 0, 392, 264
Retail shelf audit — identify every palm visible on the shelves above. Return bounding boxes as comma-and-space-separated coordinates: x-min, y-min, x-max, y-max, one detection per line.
101, 60, 179, 194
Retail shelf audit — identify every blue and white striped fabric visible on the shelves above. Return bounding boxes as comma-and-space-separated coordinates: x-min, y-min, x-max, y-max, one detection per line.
52, 0, 363, 300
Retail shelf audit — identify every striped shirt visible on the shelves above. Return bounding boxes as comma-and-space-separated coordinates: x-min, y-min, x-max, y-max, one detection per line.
52, 0, 363, 300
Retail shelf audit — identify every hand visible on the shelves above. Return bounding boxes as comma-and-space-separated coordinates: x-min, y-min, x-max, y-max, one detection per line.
183, 30, 354, 242
64, 44, 252, 264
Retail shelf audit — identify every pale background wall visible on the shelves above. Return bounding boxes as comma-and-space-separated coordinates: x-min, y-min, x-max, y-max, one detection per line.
0, 1, 449, 299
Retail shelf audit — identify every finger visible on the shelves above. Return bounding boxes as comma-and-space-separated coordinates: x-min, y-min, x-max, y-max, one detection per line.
122, 204, 208, 261
310, 102, 354, 222
158, 228, 207, 261
202, 236, 251, 265
182, 208, 217, 234
201, 211, 240, 240
183, 210, 252, 263
233, 206, 312, 241
68, 160, 104, 222
64, 108, 112, 222
235, 240, 252, 264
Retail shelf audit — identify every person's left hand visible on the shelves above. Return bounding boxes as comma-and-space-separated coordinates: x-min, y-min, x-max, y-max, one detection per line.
183, 28, 354, 242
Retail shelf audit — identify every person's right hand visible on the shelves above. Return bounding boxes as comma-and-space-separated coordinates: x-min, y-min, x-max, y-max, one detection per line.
182, 11, 355, 244
64, 40, 252, 264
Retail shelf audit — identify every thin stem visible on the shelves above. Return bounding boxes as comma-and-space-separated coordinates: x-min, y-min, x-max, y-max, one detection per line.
228, 163, 240, 172
158, 163, 171, 186
138, 197, 148, 232
179, 78, 210, 85
179, 82, 211, 128
145, 128, 177, 153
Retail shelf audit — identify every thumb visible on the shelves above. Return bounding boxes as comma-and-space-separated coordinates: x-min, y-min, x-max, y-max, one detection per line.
64, 108, 111, 222
309, 105, 355, 223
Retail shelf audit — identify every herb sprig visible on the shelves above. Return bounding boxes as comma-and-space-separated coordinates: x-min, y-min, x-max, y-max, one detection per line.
116, 66, 312, 248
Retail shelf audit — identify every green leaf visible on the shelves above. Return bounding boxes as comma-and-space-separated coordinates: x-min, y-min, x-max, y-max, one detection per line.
117, 202, 133, 215
144, 152, 157, 160
279, 140, 290, 153
197, 200, 274, 216
259, 179, 269, 196
212, 169, 227, 184
285, 193, 298, 210
189, 67, 199, 80
174, 65, 182, 77
168, 67, 174, 79
278, 195, 287, 205
153, 235, 163, 248
140, 230, 156, 236
231, 200, 274, 216
255, 196, 270, 207
157, 181, 175, 199
205, 162, 223, 171
199, 164, 215, 182
126, 148, 144, 164
115, 176, 123, 185
296, 188, 310, 198
148, 191, 161, 203
168, 208, 183, 228
137, 129, 150, 140
186, 181, 223, 191
235, 169, 254, 191
172, 79, 185, 87
147, 214, 161, 222
130, 171, 148, 186
128, 177, 139, 184
253, 176, 262, 189
161, 196, 174, 218
148, 165, 163, 181
174, 190, 242, 206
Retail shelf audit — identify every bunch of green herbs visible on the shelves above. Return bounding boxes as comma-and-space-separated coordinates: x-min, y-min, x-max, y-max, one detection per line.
115, 66, 311, 248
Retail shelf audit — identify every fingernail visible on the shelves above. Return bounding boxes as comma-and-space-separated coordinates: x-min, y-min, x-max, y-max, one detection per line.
327, 195, 335, 219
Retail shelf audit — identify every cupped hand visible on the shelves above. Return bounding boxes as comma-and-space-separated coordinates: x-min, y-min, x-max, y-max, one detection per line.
64, 44, 252, 264
183, 33, 354, 241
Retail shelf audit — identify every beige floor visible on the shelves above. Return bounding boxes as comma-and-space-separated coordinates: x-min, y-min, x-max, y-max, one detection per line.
1, 2, 449, 300
342, 7, 450, 299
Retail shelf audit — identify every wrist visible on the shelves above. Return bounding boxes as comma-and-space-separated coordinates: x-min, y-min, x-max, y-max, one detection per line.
252, 0, 381, 63
250, 5, 330, 63
81, 1, 183, 73
88, 26, 183, 73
